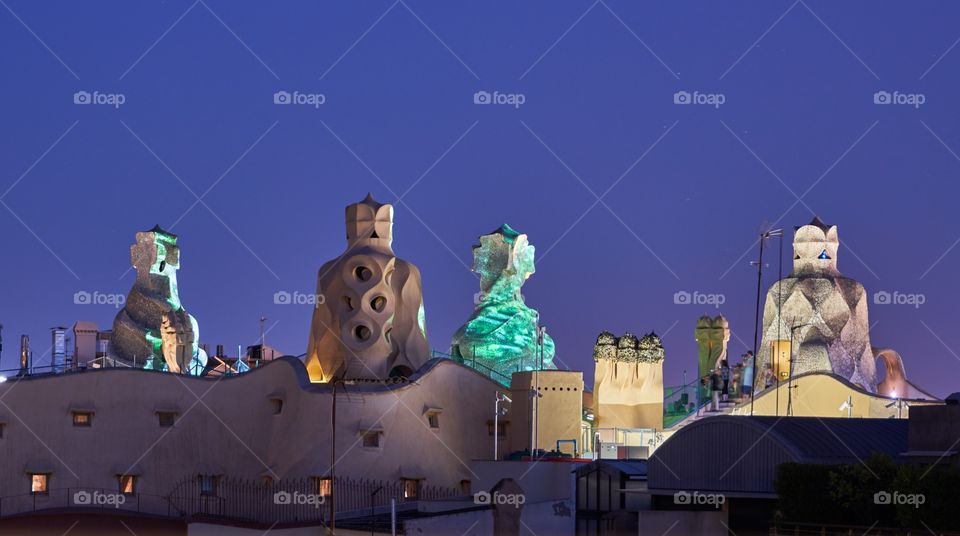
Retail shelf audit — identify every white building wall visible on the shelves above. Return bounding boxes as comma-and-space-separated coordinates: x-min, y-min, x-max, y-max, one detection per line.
0, 358, 505, 503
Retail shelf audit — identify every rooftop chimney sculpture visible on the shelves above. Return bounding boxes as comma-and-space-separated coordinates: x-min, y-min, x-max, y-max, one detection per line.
450, 224, 556, 380
695, 314, 729, 400
755, 217, 875, 391
111, 226, 208, 374
305, 194, 429, 382
593, 331, 665, 429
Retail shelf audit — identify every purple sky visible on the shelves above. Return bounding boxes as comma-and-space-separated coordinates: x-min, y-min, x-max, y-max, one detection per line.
2, 1, 959, 397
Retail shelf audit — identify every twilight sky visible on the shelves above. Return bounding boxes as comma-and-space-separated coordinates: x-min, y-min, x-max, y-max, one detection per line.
2, 1, 959, 397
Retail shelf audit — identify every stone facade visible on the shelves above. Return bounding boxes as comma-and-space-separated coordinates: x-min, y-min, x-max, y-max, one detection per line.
0, 357, 503, 504
508, 370, 584, 456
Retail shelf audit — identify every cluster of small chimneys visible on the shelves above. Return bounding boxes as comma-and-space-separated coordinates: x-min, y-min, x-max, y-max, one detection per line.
592, 331, 665, 363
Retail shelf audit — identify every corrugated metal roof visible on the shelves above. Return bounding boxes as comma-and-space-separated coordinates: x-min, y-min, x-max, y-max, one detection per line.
600, 460, 648, 477
648, 416, 908, 495
573, 459, 647, 479
753, 416, 908, 463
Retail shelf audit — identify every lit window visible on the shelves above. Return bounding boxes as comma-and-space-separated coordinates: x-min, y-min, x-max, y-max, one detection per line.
271, 399, 283, 415
199, 475, 219, 496
157, 412, 177, 427
460, 480, 471, 494
362, 431, 380, 448
30, 473, 49, 494
818, 249, 831, 260
402, 479, 420, 499
118, 475, 136, 494
72, 412, 93, 427
427, 413, 440, 429
316, 477, 332, 497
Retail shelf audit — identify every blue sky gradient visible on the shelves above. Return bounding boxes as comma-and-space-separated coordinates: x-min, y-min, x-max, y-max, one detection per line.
2, 1, 959, 396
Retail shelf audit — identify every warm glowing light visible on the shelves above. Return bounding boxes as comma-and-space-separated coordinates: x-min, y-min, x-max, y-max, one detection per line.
31, 474, 48, 493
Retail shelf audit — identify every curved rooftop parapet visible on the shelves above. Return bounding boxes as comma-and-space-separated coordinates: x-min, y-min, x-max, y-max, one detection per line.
0, 351, 508, 497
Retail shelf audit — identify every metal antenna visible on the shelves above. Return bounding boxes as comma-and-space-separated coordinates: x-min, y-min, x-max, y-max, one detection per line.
259, 316, 267, 347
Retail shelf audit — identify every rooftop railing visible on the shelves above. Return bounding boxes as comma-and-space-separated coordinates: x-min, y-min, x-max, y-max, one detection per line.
0, 476, 462, 528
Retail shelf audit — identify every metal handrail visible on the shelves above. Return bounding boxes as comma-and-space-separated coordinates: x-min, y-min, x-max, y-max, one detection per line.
431, 349, 513, 385
0, 486, 176, 518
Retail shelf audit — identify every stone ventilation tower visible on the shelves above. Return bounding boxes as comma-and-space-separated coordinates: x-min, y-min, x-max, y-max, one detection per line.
592, 330, 665, 430
111, 225, 208, 374
305, 194, 429, 382
694, 315, 729, 399
755, 217, 876, 391
449, 224, 556, 381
